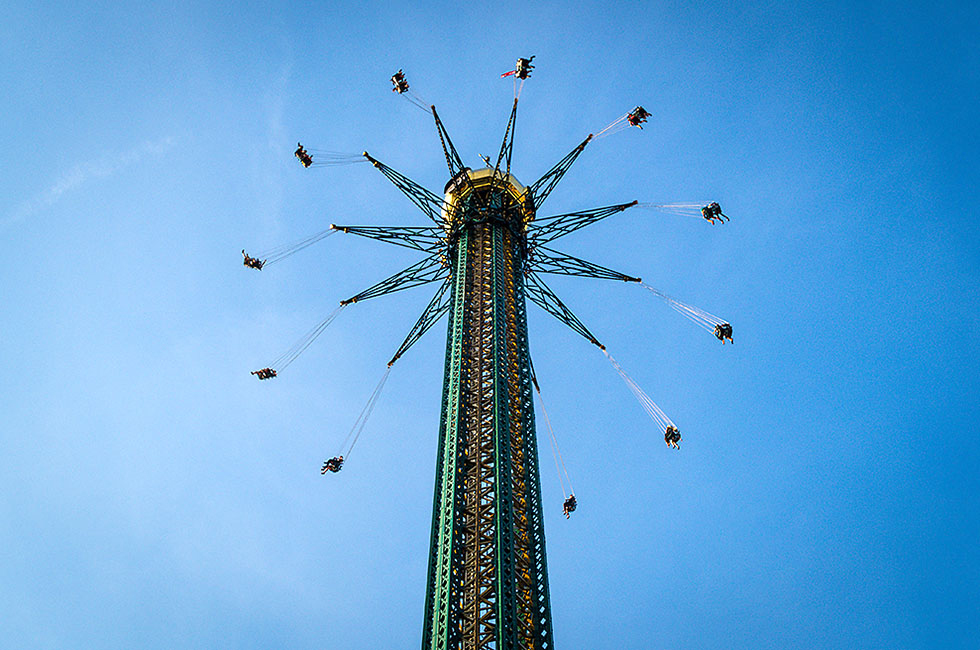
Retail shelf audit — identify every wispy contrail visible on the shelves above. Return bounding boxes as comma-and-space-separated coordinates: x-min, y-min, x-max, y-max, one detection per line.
2, 136, 176, 232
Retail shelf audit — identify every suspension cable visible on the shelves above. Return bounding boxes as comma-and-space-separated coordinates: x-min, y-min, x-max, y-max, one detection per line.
533, 379, 574, 498
593, 114, 631, 141
246, 228, 338, 267
400, 91, 433, 114
640, 283, 729, 335
515, 77, 527, 101
266, 304, 347, 372
337, 365, 392, 459
634, 203, 715, 220
602, 348, 677, 435
304, 150, 371, 168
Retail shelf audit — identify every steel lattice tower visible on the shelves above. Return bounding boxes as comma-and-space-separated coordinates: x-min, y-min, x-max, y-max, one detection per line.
422, 168, 553, 649
249, 60, 730, 650
328, 94, 648, 649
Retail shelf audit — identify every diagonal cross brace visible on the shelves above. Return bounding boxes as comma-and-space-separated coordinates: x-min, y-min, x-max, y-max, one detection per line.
341, 252, 448, 305
529, 245, 641, 282
523, 134, 593, 213
527, 201, 638, 245
332, 224, 445, 253
524, 272, 604, 349
363, 152, 446, 225
387, 279, 452, 366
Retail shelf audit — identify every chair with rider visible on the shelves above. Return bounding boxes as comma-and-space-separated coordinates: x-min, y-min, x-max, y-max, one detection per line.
295, 142, 313, 168
563, 493, 577, 518
321, 455, 345, 474
701, 202, 728, 224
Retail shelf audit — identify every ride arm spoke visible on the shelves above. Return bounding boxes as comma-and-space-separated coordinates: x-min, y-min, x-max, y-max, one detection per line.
432, 105, 483, 213
332, 224, 445, 253
387, 279, 453, 366
485, 98, 520, 202
523, 134, 593, 214
432, 106, 467, 178
496, 98, 519, 177
529, 246, 641, 282
363, 152, 445, 225
341, 253, 448, 305
527, 201, 638, 245
524, 272, 604, 349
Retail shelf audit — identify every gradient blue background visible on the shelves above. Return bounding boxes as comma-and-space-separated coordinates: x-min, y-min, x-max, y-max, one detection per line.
2, 1, 977, 648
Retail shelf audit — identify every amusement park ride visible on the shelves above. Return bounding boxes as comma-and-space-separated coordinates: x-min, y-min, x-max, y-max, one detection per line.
243, 57, 732, 650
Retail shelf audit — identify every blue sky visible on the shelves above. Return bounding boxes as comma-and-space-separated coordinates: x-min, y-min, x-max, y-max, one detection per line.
2, 1, 978, 648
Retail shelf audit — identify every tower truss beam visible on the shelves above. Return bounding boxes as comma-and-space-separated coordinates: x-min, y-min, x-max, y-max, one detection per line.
388, 279, 452, 366
341, 253, 447, 305
432, 106, 469, 179
424, 217, 553, 650
363, 152, 446, 225
528, 201, 638, 246
529, 245, 641, 283
485, 98, 520, 203
524, 272, 604, 349
496, 98, 519, 177
333, 224, 445, 253
523, 134, 592, 213
432, 105, 483, 216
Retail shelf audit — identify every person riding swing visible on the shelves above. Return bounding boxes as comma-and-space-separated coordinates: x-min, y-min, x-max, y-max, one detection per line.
713, 322, 733, 344
321, 455, 344, 474
563, 494, 577, 518
627, 106, 651, 129
295, 142, 313, 168
501, 56, 535, 80
242, 249, 265, 270
701, 202, 728, 224
390, 69, 410, 94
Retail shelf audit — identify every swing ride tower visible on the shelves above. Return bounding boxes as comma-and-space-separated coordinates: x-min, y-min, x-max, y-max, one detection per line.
333, 98, 636, 649
422, 167, 553, 649
249, 61, 733, 650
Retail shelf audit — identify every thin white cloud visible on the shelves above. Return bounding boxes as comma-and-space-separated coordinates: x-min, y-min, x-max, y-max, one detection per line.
267, 62, 292, 152
2, 136, 176, 231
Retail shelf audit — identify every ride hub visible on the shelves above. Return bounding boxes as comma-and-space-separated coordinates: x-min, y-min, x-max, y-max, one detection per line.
442, 167, 533, 245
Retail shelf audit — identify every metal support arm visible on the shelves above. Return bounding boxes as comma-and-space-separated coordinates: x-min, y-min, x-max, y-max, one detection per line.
432, 105, 481, 216
332, 224, 444, 253
387, 279, 452, 366
432, 106, 468, 178
524, 272, 604, 349
363, 152, 446, 225
341, 253, 448, 305
483, 98, 520, 206
523, 134, 593, 213
528, 200, 638, 245
529, 245, 641, 282
494, 98, 519, 178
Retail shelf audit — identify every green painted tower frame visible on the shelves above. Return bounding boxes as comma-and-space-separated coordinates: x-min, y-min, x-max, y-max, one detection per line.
250, 58, 731, 650
421, 169, 554, 649
332, 97, 645, 650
